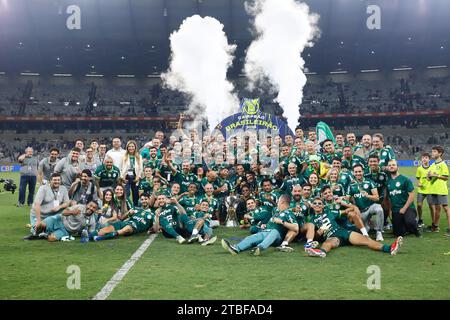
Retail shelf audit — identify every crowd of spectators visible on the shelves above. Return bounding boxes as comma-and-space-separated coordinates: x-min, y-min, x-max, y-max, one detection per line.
0, 76, 449, 118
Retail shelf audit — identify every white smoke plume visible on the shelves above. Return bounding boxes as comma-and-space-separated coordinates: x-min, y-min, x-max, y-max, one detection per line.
244, 0, 320, 130
162, 15, 239, 130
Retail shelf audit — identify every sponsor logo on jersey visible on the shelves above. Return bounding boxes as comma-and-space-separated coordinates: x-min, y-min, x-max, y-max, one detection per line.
389, 189, 402, 196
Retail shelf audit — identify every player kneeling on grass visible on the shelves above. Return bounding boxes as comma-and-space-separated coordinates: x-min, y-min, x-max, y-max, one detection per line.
34, 200, 99, 242
90, 194, 156, 241
184, 200, 217, 246
221, 195, 298, 256
306, 197, 403, 258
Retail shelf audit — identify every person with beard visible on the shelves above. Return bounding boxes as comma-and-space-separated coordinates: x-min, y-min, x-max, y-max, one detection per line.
280, 163, 306, 195
54, 147, 82, 190
25, 173, 71, 239
68, 169, 99, 205
354, 134, 373, 162
305, 197, 403, 258
38, 148, 60, 185
276, 185, 317, 253
346, 132, 360, 151
241, 197, 272, 234
91, 194, 156, 241
93, 156, 121, 196
34, 201, 99, 242
364, 155, 391, 231
222, 195, 298, 256
386, 160, 421, 237
347, 165, 384, 241
341, 146, 366, 172
320, 139, 342, 165
371, 133, 396, 172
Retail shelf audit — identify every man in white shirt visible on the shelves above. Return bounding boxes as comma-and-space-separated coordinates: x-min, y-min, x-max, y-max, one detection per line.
105, 137, 126, 169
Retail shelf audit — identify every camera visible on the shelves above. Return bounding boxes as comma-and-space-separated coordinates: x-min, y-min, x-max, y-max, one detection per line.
0, 178, 17, 194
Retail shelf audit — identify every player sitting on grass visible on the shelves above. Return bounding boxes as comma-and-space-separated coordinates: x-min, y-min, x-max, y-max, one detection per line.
26, 173, 71, 237
240, 198, 272, 234
321, 185, 369, 236
221, 195, 299, 256
33, 200, 99, 242
154, 193, 188, 244
183, 199, 217, 246
90, 193, 156, 241
305, 197, 403, 258
276, 185, 317, 253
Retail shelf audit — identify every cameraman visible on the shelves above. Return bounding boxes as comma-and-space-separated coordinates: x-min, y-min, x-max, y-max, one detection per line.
17, 147, 39, 207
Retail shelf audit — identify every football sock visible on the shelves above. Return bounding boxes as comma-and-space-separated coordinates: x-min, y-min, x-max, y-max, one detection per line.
360, 227, 369, 236
382, 244, 390, 253
281, 241, 289, 247
192, 229, 199, 236
102, 232, 117, 240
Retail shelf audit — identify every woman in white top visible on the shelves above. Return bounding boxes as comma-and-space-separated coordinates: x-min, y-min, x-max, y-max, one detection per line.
121, 140, 143, 206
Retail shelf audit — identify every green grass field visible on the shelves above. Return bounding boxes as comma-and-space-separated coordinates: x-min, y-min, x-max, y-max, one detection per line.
0, 168, 449, 300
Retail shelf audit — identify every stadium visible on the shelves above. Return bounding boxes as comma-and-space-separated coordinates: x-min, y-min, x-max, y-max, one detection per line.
0, 0, 449, 304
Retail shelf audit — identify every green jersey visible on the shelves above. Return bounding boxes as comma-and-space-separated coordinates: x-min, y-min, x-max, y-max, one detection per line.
342, 155, 366, 171
309, 209, 345, 240
338, 171, 355, 191
387, 174, 415, 212
159, 204, 181, 228
324, 199, 353, 229
364, 169, 388, 200
281, 155, 304, 174
158, 164, 175, 182
193, 210, 212, 226
311, 185, 323, 198
144, 157, 162, 171
217, 176, 233, 198
329, 182, 346, 197
280, 176, 306, 194
200, 178, 220, 195
179, 194, 201, 216
93, 164, 120, 188
370, 146, 395, 170
174, 171, 198, 193
200, 195, 219, 217
138, 178, 153, 194
247, 207, 272, 226
289, 199, 309, 225
127, 207, 154, 233
258, 190, 280, 211
321, 151, 343, 165
347, 179, 377, 211
266, 209, 297, 238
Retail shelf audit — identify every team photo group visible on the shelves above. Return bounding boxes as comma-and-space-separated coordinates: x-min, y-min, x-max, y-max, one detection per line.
17, 124, 450, 259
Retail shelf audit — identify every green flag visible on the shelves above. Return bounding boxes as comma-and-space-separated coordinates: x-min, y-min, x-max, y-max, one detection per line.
316, 121, 335, 144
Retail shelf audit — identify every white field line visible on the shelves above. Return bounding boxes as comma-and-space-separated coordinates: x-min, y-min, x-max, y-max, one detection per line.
92, 233, 157, 300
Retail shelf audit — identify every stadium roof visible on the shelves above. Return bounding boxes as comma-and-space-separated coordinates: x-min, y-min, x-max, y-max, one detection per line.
0, 0, 449, 77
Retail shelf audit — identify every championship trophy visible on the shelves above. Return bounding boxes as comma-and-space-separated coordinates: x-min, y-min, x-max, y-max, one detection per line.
224, 195, 240, 227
